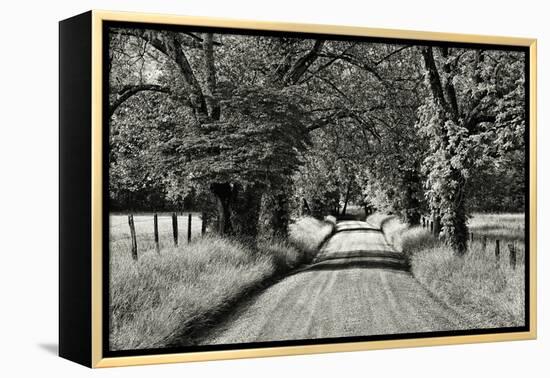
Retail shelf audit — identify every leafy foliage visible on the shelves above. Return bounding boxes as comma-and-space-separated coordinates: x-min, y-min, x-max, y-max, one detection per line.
108, 27, 526, 251
172, 87, 311, 187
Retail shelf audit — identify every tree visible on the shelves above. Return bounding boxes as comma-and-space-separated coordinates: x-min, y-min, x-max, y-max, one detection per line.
417, 46, 525, 254
108, 27, 525, 249
169, 87, 313, 238
109, 29, 330, 240
302, 43, 427, 224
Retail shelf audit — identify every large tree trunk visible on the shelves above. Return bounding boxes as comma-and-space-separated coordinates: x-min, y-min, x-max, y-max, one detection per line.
430, 190, 468, 255
302, 198, 311, 215
211, 183, 233, 234
230, 183, 264, 242
403, 169, 421, 226
405, 207, 421, 226
341, 179, 352, 216
432, 211, 441, 237
259, 186, 291, 240
442, 170, 468, 255
211, 182, 264, 242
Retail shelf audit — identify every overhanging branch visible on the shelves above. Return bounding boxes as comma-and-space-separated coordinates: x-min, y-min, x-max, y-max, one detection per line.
282, 39, 325, 85
109, 84, 171, 117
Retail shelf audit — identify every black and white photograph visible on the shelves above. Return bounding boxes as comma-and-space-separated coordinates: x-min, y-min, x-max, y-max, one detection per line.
5, 0, 550, 374
106, 22, 529, 354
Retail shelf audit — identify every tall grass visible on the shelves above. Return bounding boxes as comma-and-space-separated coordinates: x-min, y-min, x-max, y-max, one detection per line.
110, 215, 334, 350
379, 213, 525, 328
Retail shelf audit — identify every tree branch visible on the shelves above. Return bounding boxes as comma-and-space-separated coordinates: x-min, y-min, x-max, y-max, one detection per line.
465, 113, 496, 131
373, 46, 411, 66
306, 109, 349, 132
298, 43, 357, 84
203, 33, 220, 120
439, 47, 460, 122
171, 33, 209, 117
333, 53, 388, 86
116, 29, 220, 50
420, 46, 448, 109
282, 39, 325, 85
182, 32, 222, 46
109, 84, 171, 117
117, 29, 209, 119
306, 106, 383, 141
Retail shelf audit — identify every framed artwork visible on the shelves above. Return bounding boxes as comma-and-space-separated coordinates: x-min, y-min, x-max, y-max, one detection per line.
59, 10, 537, 368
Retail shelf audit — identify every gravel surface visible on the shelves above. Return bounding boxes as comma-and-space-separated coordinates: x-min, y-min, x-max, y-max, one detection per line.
200, 220, 474, 345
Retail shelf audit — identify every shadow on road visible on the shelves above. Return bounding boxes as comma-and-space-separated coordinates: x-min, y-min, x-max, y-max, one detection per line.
297, 258, 410, 274
334, 227, 381, 234
316, 250, 406, 261
292, 248, 411, 276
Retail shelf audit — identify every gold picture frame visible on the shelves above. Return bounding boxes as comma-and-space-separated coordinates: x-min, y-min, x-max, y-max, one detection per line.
59, 9, 537, 368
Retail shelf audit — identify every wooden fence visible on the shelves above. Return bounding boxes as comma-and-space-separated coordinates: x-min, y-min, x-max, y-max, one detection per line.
420, 215, 520, 269
126, 212, 206, 261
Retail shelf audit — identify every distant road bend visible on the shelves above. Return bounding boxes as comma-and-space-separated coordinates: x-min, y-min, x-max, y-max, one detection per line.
201, 218, 473, 344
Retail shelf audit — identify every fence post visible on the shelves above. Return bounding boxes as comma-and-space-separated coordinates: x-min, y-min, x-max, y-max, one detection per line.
482, 236, 487, 251
470, 232, 474, 242
508, 243, 516, 269
430, 221, 433, 233
172, 212, 178, 247
422, 217, 426, 228
128, 214, 138, 260
188, 213, 192, 243
495, 239, 500, 260
153, 213, 160, 254
201, 212, 207, 236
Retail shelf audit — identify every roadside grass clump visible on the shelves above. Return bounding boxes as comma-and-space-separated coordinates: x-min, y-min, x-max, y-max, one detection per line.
379, 213, 525, 328
289, 216, 335, 257
110, 215, 334, 350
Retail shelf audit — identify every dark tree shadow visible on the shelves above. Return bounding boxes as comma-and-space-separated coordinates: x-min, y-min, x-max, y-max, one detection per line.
336, 213, 363, 221
290, 255, 411, 277
304, 259, 410, 273
334, 227, 381, 234
316, 249, 406, 262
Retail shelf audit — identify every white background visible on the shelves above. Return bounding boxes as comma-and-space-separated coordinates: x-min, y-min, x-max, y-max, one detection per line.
0, 0, 547, 376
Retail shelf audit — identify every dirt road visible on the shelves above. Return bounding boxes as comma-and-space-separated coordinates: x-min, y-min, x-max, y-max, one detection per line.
200, 219, 473, 344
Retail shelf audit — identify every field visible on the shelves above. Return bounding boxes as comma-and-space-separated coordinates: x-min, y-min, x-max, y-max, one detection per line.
110, 213, 204, 251
378, 213, 525, 328
109, 214, 334, 350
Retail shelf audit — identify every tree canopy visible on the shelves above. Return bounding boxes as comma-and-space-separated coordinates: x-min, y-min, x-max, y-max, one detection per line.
108, 27, 526, 253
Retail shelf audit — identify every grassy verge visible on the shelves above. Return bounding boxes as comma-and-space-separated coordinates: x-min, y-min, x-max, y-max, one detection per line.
110, 216, 334, 350
376, 213, 525, 328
